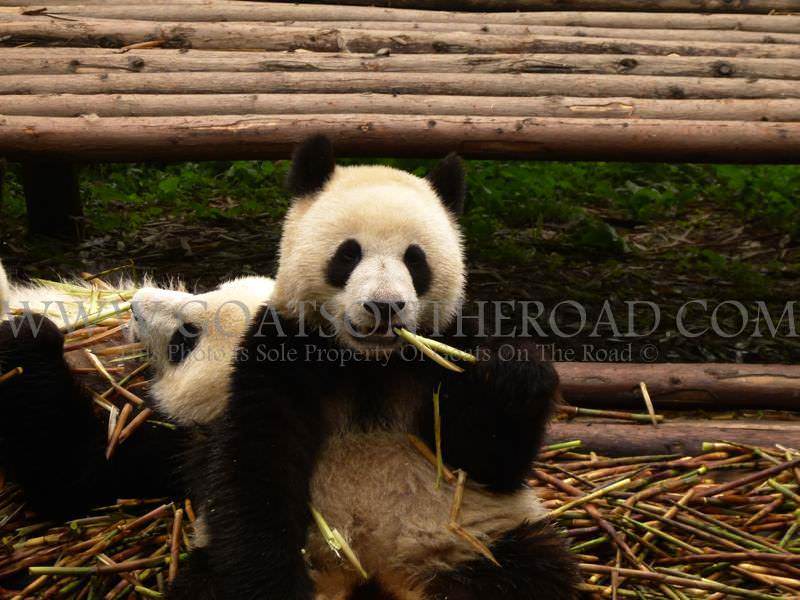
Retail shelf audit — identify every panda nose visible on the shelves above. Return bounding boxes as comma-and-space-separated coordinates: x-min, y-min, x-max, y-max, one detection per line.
362, 301, 405, 322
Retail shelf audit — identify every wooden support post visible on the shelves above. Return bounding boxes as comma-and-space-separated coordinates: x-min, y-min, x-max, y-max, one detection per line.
21, 161, 83, 239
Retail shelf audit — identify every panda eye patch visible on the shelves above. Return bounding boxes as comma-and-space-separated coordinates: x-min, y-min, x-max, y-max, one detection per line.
326, 239, 362, 288
404, 244, 432, 296
168, 323, 201, 365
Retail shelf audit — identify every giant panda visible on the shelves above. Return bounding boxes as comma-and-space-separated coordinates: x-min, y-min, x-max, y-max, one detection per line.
170, 136, 579, 600
0, 263, 273, 518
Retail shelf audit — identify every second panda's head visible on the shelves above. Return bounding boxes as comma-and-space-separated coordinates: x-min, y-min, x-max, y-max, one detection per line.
271, 135, 466, 353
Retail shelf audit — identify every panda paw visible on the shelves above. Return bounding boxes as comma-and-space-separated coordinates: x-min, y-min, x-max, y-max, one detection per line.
469, 342, 559, 420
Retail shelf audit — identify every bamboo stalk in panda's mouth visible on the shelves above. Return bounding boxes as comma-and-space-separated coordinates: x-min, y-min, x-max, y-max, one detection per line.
393, 328, 476, 373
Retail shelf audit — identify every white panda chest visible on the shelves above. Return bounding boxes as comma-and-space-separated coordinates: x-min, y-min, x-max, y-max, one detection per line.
305, 432, 547, 585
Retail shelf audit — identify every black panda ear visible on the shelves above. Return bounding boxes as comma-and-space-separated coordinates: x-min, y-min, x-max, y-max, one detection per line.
427, 153, 465, 215
287, 134, 336, 198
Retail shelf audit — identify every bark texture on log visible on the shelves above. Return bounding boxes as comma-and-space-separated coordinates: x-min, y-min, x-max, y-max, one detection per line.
1, 114, 798, 163
1, 4, 797, 33
546, 420, 800, 457
3, 18, 800, 57
4, 93, 800, 122
233, 0, 800, 13
2, 72, 799, 99
558, 362, 800, 410
2, 4, 799, 33
2, 50, 798, 82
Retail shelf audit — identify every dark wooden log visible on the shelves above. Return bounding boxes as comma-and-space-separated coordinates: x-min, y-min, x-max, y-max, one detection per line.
3, 4, 800, 33
1, 114, 799, 163
1, 72, 798, 99
2, 18, 800, 58
546, 419, 800, 457
20, 161, 83, 239
3, 93, 800, 122
3, 49, 799, 82
558, 362, 800, 410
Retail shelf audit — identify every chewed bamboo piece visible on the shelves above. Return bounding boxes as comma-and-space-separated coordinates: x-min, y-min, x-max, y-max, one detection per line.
310, 505, 369, 580
0, 366, 23, 385
393, 327, 474, 373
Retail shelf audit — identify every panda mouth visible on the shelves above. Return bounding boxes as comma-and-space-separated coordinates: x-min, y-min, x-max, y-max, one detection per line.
344, 321, 401, 347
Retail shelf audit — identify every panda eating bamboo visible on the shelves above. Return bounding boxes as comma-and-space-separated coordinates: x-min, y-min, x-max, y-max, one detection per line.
0, 136, 579, 600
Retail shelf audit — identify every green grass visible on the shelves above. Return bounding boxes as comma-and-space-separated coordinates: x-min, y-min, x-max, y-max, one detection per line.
3, 160, 799, 263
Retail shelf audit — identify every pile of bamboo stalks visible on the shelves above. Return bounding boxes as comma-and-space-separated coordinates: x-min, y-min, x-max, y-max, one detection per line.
0, 0, 799, 162
0, 277, 799, 597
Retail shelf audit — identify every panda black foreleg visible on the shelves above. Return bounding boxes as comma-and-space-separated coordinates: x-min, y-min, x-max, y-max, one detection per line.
173, 313, 327, 599
424, 520, 580, 600
0, 316, 186, 519
422, 339, 559, 493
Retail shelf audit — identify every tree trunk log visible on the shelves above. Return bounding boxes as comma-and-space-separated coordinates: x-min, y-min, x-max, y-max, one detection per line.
546, 419, 800, 457
1, 114, 798, 163
226, 0, 800, 13
285, 21, 800, 44
1, 4, 797, 33
2, 49, 799, 82
1, 72, 798, 99
2, 18, 800, 58
557, 362, 800, 410
2, 4, 799, 33
3, 93, 800, 122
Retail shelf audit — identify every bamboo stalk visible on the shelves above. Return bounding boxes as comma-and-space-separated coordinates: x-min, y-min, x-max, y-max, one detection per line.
2, 114, 799, 164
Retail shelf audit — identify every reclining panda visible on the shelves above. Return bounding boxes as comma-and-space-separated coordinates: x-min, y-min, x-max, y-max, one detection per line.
0, 137, 578, 600
0, 262, 274, 517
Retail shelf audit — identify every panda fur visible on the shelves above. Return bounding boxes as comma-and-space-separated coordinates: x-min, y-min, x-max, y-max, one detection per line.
171, 136, 579, 600
0, 270, 273, 519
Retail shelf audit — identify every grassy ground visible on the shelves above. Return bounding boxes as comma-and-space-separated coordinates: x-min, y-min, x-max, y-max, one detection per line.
1, 159, 799, 362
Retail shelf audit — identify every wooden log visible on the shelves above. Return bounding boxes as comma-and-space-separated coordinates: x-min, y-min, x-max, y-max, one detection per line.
1, 114, 798, 163
2, 18, 800, 58
558, 363, 800, 410
20, 161, 83, 239
283, 21, 800, 44
2, 3, 798, 34
2, 49, 800, 82
3, 93, 800, 122
236, 0, 800, 13
546, 420, 800, 457
2, 72, 798, 99
2, 4, 800, 34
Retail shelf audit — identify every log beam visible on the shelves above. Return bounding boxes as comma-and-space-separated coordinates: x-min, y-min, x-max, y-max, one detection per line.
0, 4, 798, 33
2, 50, 799, 82
2, 72, 798, 99
546, 419, 800, 457
2, 18, 800, 58
3, 94, 800, 122
0, 114, 798, 163
558, 362, 800, 410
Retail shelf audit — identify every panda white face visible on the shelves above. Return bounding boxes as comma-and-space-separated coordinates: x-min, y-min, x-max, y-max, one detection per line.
130, 276, 274, 425
271, 138, 466, 354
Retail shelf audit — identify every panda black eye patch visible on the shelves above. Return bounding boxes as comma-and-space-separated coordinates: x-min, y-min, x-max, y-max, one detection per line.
326, 239, 362, 288
404, 244, 432, 296
168, 323, 201, 364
